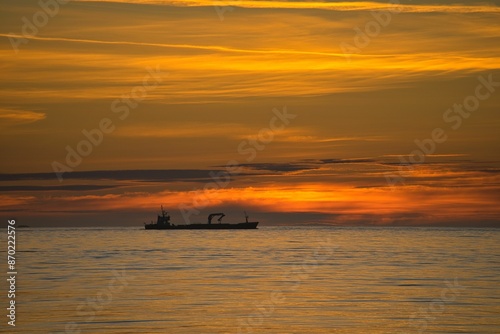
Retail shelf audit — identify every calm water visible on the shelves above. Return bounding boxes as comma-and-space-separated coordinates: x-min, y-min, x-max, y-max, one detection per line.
3, 227, 500, 333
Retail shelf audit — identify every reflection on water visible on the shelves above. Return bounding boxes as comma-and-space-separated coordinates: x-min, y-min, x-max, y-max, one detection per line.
5, 227, 500, 333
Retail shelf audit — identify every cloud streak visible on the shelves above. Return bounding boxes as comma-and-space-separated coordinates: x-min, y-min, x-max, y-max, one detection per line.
0, 109, 46, 124
0, 33, 345, 57
2, 157, 499, 225
0, 185, 119, 192
0, 169, 235, 183
75, 0, 500, 13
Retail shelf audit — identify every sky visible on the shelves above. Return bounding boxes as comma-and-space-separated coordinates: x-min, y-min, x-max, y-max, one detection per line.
0, 0, 499, 227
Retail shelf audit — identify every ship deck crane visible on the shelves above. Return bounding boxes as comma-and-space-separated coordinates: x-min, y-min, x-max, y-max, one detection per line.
208, 213, 225, 224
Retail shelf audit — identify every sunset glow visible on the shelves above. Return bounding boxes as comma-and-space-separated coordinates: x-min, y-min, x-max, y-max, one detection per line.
1, 0, 499, 226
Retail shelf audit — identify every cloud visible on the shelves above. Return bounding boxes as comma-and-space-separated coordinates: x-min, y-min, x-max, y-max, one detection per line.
236, 158, 378, 173
0, 195, 35, 208
2, 2, 500, 104
1, 158, 499, 226
74, 0, 500, 14
0, 169, 236, 183
0, 185, 119, 192
382, 154, 469, 158
113, 123, 253, 138
0, 33, 343, 57
319, 158, 376, 164
237, 162, 318, 173
0, 0, 498, 227
0, 109, 46, 124
280, 135, 388, 143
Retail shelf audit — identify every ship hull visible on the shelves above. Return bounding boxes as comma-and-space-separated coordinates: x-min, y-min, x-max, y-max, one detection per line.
145, 222, 258, 230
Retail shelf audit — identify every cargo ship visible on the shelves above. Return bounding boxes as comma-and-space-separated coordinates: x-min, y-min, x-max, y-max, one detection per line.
144, 207, 258, 230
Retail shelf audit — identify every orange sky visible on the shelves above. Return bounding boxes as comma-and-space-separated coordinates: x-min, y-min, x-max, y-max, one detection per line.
1, 0, 499, 226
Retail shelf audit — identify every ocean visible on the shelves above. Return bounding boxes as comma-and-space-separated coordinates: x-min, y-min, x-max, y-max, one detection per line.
4, 226, 500, 333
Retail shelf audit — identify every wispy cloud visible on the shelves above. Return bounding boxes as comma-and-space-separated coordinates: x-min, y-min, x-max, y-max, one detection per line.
0, 169, 233, 182
281, 135, 388, 143
0, 109, 46, 124
75, 0, 500, 13
0, 33, 344, 57
113, 123, 257, 138
0, 185, 119, 192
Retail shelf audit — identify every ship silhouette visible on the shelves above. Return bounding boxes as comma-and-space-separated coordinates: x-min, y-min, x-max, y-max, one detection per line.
144, 207, 258, 230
